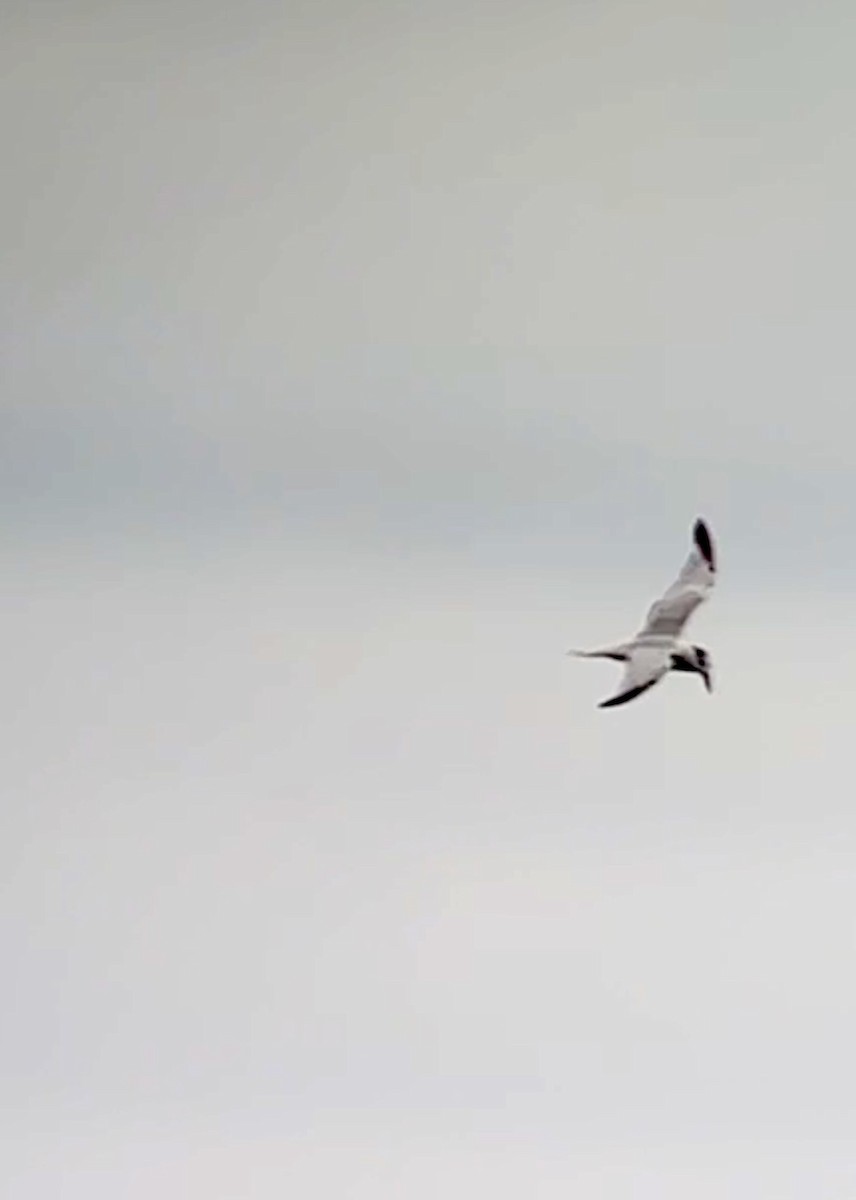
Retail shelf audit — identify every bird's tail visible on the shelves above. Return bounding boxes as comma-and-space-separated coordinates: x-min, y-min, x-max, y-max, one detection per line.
567, 644, 629, 662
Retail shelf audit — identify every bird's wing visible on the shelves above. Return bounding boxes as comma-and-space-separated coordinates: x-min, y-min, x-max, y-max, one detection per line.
639, 518, 716, 640
598, 644, 670, 709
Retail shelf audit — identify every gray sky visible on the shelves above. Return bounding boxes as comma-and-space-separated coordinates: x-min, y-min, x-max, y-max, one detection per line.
4, 2, 856, 1197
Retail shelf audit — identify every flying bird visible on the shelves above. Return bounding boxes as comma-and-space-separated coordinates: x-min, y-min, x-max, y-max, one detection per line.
571, 519, 717, 709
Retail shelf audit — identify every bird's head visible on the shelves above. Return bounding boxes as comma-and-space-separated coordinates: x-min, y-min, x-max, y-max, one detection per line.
692, 645, 713, 693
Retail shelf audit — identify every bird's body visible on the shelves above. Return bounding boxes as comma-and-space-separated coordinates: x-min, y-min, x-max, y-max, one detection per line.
572, 519, 717, 709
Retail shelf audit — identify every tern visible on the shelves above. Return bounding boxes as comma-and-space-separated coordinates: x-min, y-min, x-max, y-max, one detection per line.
572, 518, 717, 709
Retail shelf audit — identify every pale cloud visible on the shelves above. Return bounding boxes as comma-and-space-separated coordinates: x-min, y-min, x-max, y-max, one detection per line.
3, 2, 856, 1196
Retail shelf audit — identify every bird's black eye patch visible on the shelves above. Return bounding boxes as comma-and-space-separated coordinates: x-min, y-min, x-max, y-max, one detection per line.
696, 648, 708, 666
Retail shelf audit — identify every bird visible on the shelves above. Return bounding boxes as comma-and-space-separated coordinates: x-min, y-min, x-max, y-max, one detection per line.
571, 518, 717, 709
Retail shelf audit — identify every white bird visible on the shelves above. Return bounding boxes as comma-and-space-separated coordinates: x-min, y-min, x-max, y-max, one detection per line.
571, 518, 717, 709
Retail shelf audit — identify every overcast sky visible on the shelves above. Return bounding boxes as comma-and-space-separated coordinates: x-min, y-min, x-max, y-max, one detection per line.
4, 2, 856, 1197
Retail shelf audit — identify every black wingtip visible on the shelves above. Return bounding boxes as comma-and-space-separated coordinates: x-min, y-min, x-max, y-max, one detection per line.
598, 680, 659, 709
692, 518, 715, 571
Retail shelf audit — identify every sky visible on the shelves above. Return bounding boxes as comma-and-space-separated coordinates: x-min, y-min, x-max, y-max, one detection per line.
4, 1, 856, 1196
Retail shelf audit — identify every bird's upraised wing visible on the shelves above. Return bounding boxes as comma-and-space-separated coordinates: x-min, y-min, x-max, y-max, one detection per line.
598, 644, 671, 709
639, 518, 716, 640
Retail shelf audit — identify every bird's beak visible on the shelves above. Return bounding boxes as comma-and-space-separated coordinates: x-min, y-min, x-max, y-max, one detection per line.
701, 668, 713, 693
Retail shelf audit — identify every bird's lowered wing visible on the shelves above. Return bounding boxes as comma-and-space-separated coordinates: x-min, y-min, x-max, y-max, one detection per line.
639, 518, 716, 640
598, 644, 671, 709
